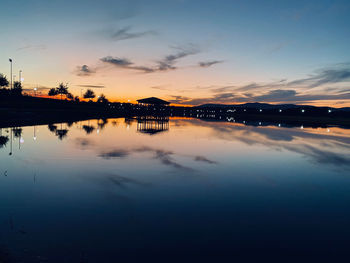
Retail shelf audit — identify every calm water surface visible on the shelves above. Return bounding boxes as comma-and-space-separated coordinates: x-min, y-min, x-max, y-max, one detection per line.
0, 118, 350, 262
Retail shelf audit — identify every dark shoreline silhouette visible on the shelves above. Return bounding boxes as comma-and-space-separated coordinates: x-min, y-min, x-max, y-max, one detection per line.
1, 95, 350, 128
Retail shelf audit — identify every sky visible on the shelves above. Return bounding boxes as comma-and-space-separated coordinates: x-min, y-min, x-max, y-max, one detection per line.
0, 0, 350, 106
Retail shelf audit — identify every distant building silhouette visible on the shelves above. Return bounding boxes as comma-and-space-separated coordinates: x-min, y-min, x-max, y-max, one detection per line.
137, 97, 170, 106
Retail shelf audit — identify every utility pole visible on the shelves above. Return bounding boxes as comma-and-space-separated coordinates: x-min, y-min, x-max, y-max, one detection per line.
9, 58, 12, 89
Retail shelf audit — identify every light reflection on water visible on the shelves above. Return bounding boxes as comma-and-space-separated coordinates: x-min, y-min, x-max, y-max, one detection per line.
0, 118, 350, 262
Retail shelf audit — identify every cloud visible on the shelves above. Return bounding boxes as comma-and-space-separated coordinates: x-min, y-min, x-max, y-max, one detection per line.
180, 119, 350, 170
75, 138, 95, 150
171, 88, 350, 105
76, 85, 105, 89
134, 146, 193, 171
109, 26, 157, 41
169, 64, 350, 105
106, 174, 150, 188
100, 56, 154, 73
100, 56, 133, 66
17, 44, 46, 51
194, 156, 217, 164
288, 66, 350, 89
99, 45, 200, 74
76, 65, 95, 76
98, 149, 130, 159
198, 60, 223, 68
150, 86, 169, 91
156, 45, 200, 71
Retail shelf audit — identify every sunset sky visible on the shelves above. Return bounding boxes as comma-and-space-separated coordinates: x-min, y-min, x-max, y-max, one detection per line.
1, 0, 350, 106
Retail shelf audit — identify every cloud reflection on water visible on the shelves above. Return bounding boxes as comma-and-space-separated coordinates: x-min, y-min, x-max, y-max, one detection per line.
174, 118, 350, 170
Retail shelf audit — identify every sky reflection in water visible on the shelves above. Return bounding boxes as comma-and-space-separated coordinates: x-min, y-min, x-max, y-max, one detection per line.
0, 118, 350, 262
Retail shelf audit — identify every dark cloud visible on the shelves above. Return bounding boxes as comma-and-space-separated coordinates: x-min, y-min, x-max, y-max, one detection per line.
198, 60, 223, 68
100, 56, 133, 66
168, 64, 350, 105
288, 66, 350, 89
75, 138, 95, 150
194, 156, 217, 164
156, 45, 200, 71
179, 119, 350, 170
76, 65, 95, 76
109, 26, 157, 41
171, 88, 350, 105
106, 174, 150, 188
99, 45, 200, 74
98, 149, 130, 159
284, 144, 350, 167
100, 56, 154, 73
134, 146, 194, 171
76, 85, 105, 89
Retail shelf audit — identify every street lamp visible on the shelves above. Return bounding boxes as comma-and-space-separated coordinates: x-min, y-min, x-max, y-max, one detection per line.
34, 87, 37, 97
9, 58, 12, 89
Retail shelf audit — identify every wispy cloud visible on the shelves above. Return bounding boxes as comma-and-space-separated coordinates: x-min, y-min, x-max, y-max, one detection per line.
17, 44, 46, 51
99, 45, 201, 74
109, 26, 157, 41
198, 60, 223, 68
156, 45, 200, 71
150, 85, 170, 91
98, 149, 130, 159
194, 156, 217, 164
288, 66, 350, 88
76, 84, 105, 89
100, 56, 154, 73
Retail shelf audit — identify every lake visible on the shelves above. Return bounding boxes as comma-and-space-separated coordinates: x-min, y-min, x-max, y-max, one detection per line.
0, 117, 350, 262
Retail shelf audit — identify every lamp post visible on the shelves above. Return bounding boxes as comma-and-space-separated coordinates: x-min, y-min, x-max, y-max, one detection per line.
9, 58, 12, 89
19, 70, 22, 83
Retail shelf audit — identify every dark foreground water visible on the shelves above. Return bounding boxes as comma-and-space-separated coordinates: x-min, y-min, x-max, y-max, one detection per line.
0, 118, 350, 262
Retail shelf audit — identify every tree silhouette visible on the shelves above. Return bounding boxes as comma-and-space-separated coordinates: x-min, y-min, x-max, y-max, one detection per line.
97, 94, 109, 104
0, 136, 9, 148
12, 128, 22, 138
48, 88, 58, 97
56, 83, 69, 100
67, 92, 74, 100
56, 129, 68, 140
83, 89, 95, 101
48, 124, 58, 133
0, 73, 9, 89
12, 81, 23, 96
82, 125, 95, 134
74, 96, 80, 102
